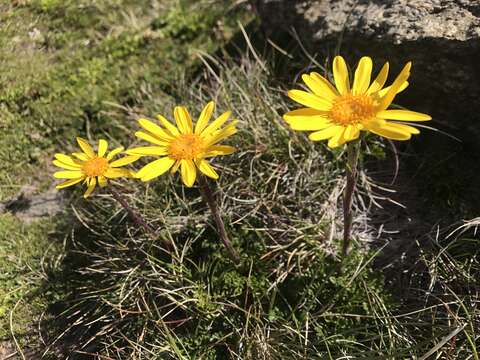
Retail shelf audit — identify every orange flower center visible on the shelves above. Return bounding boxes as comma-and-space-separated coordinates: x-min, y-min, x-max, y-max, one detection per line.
168, 134, 204, 160
330, 94, 376, 125
82, 157, 108, 177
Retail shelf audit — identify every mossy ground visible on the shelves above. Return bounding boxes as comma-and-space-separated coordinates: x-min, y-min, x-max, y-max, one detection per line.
1, 1, 478, 359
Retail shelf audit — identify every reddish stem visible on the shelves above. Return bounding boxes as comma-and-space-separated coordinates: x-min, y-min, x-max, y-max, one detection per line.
109, 186, 172, 251
342, 140, 360, 257
198, 175, 240, 265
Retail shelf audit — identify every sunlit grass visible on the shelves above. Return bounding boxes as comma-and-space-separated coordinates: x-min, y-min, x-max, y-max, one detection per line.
40, 53, 479, 358
0, 1, 478, 359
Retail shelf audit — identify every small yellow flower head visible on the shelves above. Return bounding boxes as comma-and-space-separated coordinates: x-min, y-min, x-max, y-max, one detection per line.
53, 138, 139, 198
126, 101, 237, 187
283, 56, 432, 148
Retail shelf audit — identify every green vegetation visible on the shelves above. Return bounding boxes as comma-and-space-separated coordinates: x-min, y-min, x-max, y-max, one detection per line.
0, 1, 478, 359
0, 215, 58, 338
0, 0, 245, 199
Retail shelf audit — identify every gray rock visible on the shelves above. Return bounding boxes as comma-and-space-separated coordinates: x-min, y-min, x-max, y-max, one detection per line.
257, 0, 480, 42
0, 186, 64, 223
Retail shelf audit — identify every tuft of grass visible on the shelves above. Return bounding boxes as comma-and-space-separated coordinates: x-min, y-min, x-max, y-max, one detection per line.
34, 53, 450, 359
1, 2, 478, 358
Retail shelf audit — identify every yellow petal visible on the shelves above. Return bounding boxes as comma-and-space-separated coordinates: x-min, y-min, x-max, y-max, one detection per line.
204, 145, 236, 157
156, 114, 180, 136
352, 56, 372, 95
283, 108, 329, 123
204, 120, 238, 147
288, 90, 332, 111
308, 125, 343, 141
343, 124, 360, 141
309, 72, 339, 100
180, 159, 196, 187
302, 73, 337, 101
195, 101, 215, 135
196, 159, 219, 180
98, 139, 108, 157
170, 160, 181, 174
201, 111, 231, 137
54, 154, 82, 167
53, 160, 80, 171
327, 128, 347, 148
135, 131, 170, 146
136, 157, 175, 181
56, 178, 83, 189
367, 62, 389, 95
386, 122, 420, 135
377, 81, 409, 97
138, 118, 173, 141
125, 146, 168, 156
283, 107, 331, 130
53, 170, 83, 179
84, 178, 96, 198
76, 137, 95, 158
109, 155, 140, 167
104, 168, 131, 178
378, 62, 411, 110
288, 117, 331, 131
107, 146, 125, 160
173, 106, 193, 134
72, 152, 89, 161
333, 56, 350, 95
366, 123, 411, 140
98, 176, 108, 187
376, 109, 431, 121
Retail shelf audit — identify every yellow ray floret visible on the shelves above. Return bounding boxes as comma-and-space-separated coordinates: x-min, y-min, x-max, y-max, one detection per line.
53, 138, 139, 198
283, 55, 432, 148
126, 101, 237, 187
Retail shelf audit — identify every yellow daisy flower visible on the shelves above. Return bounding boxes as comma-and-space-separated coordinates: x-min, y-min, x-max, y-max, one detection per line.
126, 101, 237, 187
53, 137, 139, 198
283, 55, 432, 148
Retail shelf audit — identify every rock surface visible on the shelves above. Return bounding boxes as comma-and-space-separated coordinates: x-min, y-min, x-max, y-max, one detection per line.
0, 186, 64, 223
256, 0, 480, 220
257, 0, 480, 43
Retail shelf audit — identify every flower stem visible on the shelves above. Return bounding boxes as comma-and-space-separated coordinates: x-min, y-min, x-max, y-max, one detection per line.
109, 186, 172, 251
342, 139, 360, 257
198, 175, 240, 265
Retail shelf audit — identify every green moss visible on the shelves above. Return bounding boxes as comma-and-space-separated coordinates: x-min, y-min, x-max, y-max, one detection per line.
0, 214, 60, 338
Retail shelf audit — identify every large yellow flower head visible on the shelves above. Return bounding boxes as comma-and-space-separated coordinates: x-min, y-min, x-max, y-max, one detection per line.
283, 56, 432, 148
53, 138, 139, 198
126, 101, 237, 187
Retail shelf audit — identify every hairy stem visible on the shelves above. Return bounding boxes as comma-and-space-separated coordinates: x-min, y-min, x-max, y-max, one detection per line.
342, 140, 360, 257
198, 175, 240, 265
109, 186, 172, 251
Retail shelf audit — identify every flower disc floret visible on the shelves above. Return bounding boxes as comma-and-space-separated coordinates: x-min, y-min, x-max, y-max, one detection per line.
330, 94, 376, 126
168, 134, 205, 160
82, 157, 109, 177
